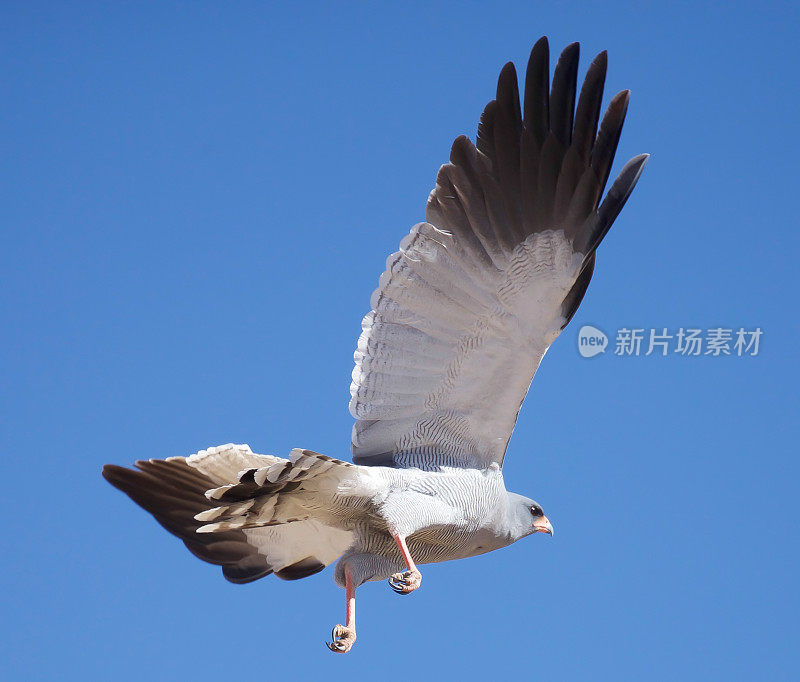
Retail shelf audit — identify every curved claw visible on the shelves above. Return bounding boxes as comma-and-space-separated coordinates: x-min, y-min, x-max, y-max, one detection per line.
388, 577, 412, 595
387, 568, 422, 595
327, 624, 356, 654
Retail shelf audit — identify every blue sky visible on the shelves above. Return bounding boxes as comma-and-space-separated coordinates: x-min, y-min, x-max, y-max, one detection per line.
2, 1, 798, 680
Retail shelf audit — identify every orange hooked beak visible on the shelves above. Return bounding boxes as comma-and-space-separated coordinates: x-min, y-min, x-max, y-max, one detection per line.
532, 515, 554, 536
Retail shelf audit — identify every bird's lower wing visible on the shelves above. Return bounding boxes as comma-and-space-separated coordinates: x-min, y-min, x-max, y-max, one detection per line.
350, 39, 647, 469
103, 444, 353, 583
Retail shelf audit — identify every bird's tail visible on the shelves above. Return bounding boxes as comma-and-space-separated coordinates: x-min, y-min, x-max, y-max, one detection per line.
102, 444, 356, 583
193, 448, 358, 533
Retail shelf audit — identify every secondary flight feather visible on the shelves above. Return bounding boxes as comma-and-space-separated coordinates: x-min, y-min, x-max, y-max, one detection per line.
103, 37, 647, 653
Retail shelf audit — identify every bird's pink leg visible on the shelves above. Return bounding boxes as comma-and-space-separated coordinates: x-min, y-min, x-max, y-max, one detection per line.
327, 564, 357, 653
345, 566, 356, 631
393, 534, 418, 572
388, 533, 422, 595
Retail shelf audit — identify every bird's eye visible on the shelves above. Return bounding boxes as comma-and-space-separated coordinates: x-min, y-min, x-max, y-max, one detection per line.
530, 505, 542, 517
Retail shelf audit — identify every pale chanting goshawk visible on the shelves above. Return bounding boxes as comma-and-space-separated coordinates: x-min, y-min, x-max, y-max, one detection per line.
104, 37, 647, 653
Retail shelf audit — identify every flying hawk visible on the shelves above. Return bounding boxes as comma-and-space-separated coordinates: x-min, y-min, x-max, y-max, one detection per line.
103, 37, 647, 653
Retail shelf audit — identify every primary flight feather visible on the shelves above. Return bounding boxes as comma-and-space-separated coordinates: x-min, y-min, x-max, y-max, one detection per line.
103, 37, 647, 653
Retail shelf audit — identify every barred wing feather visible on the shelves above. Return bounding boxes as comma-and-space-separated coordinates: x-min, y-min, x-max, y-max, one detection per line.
349, 39, 647, 469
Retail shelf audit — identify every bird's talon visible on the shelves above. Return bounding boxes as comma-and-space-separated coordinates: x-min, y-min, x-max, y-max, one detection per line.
387, 568, 422, 595
327, 624, 356, 654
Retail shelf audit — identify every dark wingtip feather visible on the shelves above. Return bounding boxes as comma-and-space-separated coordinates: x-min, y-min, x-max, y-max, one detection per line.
560, 252, 596, 329
497, 62, 517, 91
549, 42, 580, 147
102, 463, 120, 479
562, 41, 580, 55
579, 153, 649, 255
496, 62, 521, 126
524, 37, 550, 143
590, 89, 631, 195
527, 35, 550, 73
432, 39, 644, 346
573, 50, 608, 162
601, 152, 649, 217
476, 100, 498, 160
102, 464, 129, 491
450, 134, 472, 162
493, 62, 524, 231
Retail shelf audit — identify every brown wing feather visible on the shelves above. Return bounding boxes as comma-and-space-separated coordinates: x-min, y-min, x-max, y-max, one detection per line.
103, 459, 274, 583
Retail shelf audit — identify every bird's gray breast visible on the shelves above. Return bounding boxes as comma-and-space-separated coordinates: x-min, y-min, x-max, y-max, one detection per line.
406, 522, 511, 563
336, 464, 511, 586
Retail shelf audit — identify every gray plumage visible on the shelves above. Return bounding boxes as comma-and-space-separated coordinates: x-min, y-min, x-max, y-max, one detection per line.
104, 444, 535, 586
103, 37, 647, 651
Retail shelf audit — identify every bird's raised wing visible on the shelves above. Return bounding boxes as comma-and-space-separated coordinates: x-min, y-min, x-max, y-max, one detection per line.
349, 39, 647, 469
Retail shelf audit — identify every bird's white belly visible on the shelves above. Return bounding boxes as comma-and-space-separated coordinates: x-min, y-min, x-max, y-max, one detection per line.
334, 464, 511, 585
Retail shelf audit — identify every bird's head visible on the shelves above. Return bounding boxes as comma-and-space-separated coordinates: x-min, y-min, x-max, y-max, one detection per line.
506, 492, 554, 541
